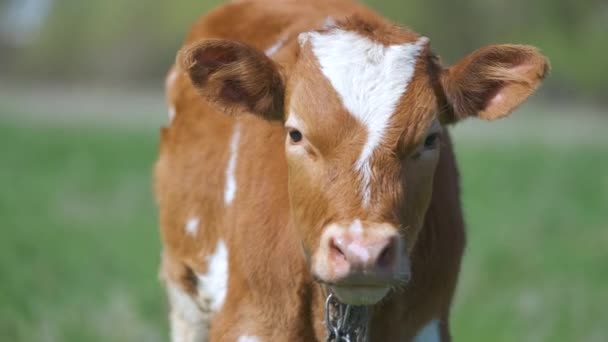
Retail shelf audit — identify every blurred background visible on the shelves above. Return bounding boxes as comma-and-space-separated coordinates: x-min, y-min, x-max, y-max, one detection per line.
0, 0, 606, 341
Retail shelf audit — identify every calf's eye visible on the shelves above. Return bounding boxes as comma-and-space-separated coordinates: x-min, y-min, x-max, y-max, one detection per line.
288, 129, 303, 143
423, 133, 440, 149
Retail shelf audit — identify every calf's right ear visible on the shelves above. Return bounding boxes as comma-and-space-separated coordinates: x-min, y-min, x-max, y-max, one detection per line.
440, 44, 550, 123
178, 39, 285, 121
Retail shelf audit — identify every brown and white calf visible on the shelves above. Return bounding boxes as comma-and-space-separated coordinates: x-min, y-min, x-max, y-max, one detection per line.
155, 0, 549, 340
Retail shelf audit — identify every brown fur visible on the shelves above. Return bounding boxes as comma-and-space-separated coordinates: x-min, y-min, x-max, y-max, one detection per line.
441, 44, 550, 122
179, 39, 285, 120
155, 0, 549, 341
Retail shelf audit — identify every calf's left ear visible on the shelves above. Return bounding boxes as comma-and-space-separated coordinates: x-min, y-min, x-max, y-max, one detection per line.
178, 39, 285, 121
440, 44, 550, 123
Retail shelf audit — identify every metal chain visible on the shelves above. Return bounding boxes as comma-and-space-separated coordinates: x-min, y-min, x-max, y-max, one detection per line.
324, 293, 369, 342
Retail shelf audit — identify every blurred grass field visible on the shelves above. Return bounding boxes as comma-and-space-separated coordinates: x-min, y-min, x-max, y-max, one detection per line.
0, 94, 606, 341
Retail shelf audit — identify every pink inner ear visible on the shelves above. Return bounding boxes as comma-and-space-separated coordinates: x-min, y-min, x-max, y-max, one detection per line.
445, 44, 549, 122
487, 91, 505, 109
482, 62, 539, 116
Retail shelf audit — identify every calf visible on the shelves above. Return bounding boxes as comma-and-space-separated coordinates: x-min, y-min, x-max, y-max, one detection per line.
155, 0, 549, 341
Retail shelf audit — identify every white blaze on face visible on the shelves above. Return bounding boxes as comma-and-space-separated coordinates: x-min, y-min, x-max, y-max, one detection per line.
308, 29, 428, 205
197, 240, 229, 312
224, 123, 241, 205
237, 336, 261, 342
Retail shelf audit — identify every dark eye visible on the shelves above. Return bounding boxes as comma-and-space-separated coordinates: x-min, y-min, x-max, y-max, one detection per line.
288, 129, 303, 143
423, 132, 440, 149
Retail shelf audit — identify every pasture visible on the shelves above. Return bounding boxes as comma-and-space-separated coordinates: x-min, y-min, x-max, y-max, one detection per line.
0, 89, 606, 341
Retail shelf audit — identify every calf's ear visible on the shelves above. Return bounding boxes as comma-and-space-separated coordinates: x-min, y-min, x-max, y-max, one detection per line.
178, 39, 285, 121
440, 44, 550, 123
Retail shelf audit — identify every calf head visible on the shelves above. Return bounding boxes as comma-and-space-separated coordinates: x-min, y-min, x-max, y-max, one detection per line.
179, 18, 549, 305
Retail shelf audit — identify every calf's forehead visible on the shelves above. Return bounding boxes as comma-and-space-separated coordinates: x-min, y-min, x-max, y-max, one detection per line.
307, 28, 428, 122
292, 28, 431, 134
308, 28, 427, 152
289, 28, 434, 206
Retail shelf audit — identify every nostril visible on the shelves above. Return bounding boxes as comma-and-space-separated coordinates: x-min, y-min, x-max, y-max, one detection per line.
377, 239, 396, 268
329, 238, 347, 262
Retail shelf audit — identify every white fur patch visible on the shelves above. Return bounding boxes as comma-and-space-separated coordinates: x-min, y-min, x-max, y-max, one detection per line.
265, 36, 287, 57
237, 335, 261, 342
166, 67, 178, 124
197, 240, 229, 312
309, 29, 427, 205
413, 319, 441, 342
165, 67, 178, 90
167, 284, 204, 324
167, 284, 206, 342
168, 106, 176, 123
224, 123, 241, 205
185, 217, 199, 236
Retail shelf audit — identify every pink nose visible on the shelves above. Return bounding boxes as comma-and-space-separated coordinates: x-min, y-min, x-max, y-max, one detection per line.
328, 232, 398, 275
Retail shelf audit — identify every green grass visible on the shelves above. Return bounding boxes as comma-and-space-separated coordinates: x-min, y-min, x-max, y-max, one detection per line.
0, 118, 166, 341
0, 108, 606, 341
453, 142, 608, 341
